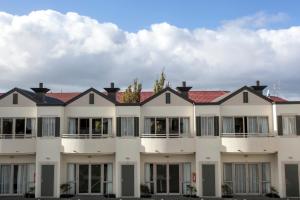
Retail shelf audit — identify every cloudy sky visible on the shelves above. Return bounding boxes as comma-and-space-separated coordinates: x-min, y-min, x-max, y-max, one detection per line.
0, 1, 300, 99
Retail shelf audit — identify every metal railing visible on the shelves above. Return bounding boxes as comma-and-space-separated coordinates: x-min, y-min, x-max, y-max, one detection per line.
61, 134, 113, 139
141, 133, 190, 138
221, 133, 275, 137
0, 134, 35, 139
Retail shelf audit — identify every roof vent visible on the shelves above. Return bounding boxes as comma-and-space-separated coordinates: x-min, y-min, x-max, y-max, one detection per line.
31, 82, 50, 102
251, 80, 267, 95
176, 81, 192, 98
104, 82, 120, 101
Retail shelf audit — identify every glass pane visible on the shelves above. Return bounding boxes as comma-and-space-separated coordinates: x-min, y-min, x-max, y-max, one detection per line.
79, 165, 89, 193
13, 165, 18, 193
180, 118, 189, 134
0, 165, 12, 194
67, 164, 76, 194
26, 118, 34, 135
234, 117, 244, 133
222, 117, 234, 133
248, 164, 259, 193
183, 163, 191, 194
247, 117, 257, 134
42, 117, 56, 136
15, 119, 25, 134
91, 165, 101, 193
68, 118, 78, 134
223, 163, 232, 182
156, 164, 167, 193
169, 118, 179, 134
103, 118, 112, 135
2, 118, 13, 134
104, 164, 113, 194
156, 118, 166, 135
169, 164, 180, 193
235, 164, 246, 193
92, 118, 102, 134
80, 119, 89, 135
283, 116, 296, 135
258, 117, 268, 133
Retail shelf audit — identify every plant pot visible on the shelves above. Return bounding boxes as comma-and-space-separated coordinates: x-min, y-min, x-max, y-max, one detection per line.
222, 194, 234, 198
24, 193, 35, 198
60, 194, 75, 198
265, 193, 280, 198
141, 194, 152, 198
104, 193, 116, 198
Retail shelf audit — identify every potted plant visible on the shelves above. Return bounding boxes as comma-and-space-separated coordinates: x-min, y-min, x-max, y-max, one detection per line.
24, 186, 35, 198
104, 193, 116, 198
265, 186, 280, 198
140, 184, 152, 198
183, 184, 198, 198
222, 184, 233, 198
60, 183, 75, 198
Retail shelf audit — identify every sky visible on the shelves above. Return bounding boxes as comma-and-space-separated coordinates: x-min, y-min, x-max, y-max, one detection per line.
0, 0, 300, 99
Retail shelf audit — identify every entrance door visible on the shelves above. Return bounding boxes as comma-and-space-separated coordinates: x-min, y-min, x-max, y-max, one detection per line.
169, 164, 180, 193
202, 164, 215, 196
285, 164, 299, 197
41, 165, 54, 197
79, 165, 89, 193
156, 164, 167, 193
235, 164, 246, 194
121, 165, 134, 196
91, 165, 101, 193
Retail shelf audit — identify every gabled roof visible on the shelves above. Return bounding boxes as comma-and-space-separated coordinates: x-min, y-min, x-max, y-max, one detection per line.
46, 92, 80, 103
218, 86, 273, 104
141, 87, 194, 105
0, 88, 65, 106
64, 87, 116, 105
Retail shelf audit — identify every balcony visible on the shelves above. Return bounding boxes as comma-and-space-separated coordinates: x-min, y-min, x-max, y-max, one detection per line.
0, 135, 36, 154
61, 133, 113, 139
0, 134, 35, 139
141, 132, 189, 138
221, 133, 275, 138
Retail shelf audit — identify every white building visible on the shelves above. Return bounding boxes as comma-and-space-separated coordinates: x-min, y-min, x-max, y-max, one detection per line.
0, 81, 299, 198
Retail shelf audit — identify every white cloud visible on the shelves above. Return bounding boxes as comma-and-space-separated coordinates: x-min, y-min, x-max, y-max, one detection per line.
0, 10, 300, 99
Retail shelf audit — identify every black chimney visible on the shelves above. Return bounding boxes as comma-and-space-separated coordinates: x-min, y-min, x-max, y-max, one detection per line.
31, 82, 50, 102
104, 82, 120, 101
251, 80, 267, 95
176, 81, 192, 98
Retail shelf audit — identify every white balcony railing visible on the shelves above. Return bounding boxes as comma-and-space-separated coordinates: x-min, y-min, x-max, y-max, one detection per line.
61, 134, 113, 139
0, 134, 35, 139
221, 133, 275, 137
141, 133, 190, 138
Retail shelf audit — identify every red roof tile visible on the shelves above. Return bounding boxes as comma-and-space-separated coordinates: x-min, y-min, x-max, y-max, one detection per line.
268, 96, 287, 103
46, 92, 80, 103
188, 91, 229, 103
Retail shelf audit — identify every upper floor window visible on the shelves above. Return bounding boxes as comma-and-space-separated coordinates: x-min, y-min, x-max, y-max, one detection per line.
0, 118, 36, 138
13, 93, 18, 104
67, 117, 112, 138
243, 92, 248, 103
222, 116, 268, 136
165, 93, 171, 104
116, 117, 139, 137
196, 116, 219, 136
89, 93, 94, 104
283, 116, 296, 135
144, 117, 189, 137
37, 117, 60, 137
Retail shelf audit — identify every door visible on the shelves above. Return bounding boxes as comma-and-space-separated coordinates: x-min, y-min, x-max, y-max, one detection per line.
79, 165, 89, 193
202, 164, 215, 196
169, 164, 180, 193
285, 164, 299, 197
91, 165, 101, 193
235, 164, 246, 194
156, 164, 167, 193
41, 165, 54, 197
121, 165, 134, 196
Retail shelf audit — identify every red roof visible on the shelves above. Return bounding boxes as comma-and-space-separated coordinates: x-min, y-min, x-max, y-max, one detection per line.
46, 92, 80, 103
188, 91, 229, 103
268, 96, 287, 103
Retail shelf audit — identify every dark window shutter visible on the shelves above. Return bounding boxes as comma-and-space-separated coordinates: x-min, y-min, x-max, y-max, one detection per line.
277, 116, 283, 136
134, 117, 139, 137
166, 93, 171, 104
89, 93, 94, 104
296, 116, 300, 136
244, 117, 248, 133
13, 93, 18, 104
243, 92, 248, 103
55, 117, 60, 137
214, 116, 219, 136
37, 117, 42, 137
196, 116, 201, 136
116, 117, 121, 137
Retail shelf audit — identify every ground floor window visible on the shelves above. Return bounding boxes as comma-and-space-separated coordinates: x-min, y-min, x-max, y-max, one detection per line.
144, 163, 191, 195
0, 164, 35, 195
223, 163, 271, 195
67, 163, 113, 194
